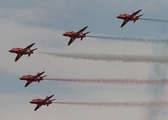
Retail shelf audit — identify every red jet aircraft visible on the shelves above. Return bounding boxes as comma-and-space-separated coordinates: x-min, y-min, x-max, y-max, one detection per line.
30, 95, 56, 111
20, 71, 47, 87
63, 26, 90, 45
9, 43, 37, 62
117, 9, 143, 27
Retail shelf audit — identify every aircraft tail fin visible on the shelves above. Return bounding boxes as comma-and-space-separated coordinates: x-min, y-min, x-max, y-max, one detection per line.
28, 48, 38, 57
81, 31, 90, 40
47, 99, 56, 106
134, 14, 143, 23
38, 75, 47, 83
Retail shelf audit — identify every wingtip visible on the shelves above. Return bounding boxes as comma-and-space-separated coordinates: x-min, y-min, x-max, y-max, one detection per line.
30, 43, 35, 46
139, 9, 142, 11
24, 83, 29, 87
50, 94, 54, 98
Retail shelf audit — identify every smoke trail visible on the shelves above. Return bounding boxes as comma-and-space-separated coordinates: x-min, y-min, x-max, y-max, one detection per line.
140, 18, 168, 23
53, 101, 168, 107
44, 78, 168, 85
87, 35, 168, 44
39, 52, 168, 63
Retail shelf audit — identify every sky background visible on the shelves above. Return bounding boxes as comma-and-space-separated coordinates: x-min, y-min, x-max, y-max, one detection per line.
1, 0, 168, 120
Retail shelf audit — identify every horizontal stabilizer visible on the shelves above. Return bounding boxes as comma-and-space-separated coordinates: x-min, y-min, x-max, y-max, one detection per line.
32, 48, 38, 51
137, 14, 143, 18
84, 31, 90, 35
51, 99, 56, 102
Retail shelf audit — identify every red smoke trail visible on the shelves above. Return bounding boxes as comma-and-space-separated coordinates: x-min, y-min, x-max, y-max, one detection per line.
53, 101, 168, 107
44, 78, 168, 85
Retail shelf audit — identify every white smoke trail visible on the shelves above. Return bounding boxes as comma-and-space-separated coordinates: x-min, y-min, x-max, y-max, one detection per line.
87, 35, 168, 44
44, 78, 168, 85
140, 18, 168, 23
39, 52, 168, 63
53, 101, 168, 107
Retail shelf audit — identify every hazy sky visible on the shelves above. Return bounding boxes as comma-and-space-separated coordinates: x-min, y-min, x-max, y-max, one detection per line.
1, 0, 168, 120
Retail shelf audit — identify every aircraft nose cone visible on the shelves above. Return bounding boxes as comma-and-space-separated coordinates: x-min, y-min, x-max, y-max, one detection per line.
63, 33, 66, 36
30, 100, 35, 104
9, 48, 16, 53
9, 49, 12, 52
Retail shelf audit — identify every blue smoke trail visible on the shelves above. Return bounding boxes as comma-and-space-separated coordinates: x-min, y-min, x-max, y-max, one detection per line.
147, 43, 168, 120
140, 18, 168, 23
87, 35, 168, 44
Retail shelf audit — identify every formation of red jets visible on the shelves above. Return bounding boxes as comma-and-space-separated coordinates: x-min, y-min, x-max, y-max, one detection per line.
9, 9, 143, 111
8, 9, 143, 62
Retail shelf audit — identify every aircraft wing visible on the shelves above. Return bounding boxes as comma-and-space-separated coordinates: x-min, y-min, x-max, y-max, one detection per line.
24, 81, 32, 87
121, 20, 129, 27
129, 9, 142, 18
34, 104, 42, 111
75, 26, 88, 36
68, 38, 75, 46
22, 43, 35, 52
15, 54, 23, 62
